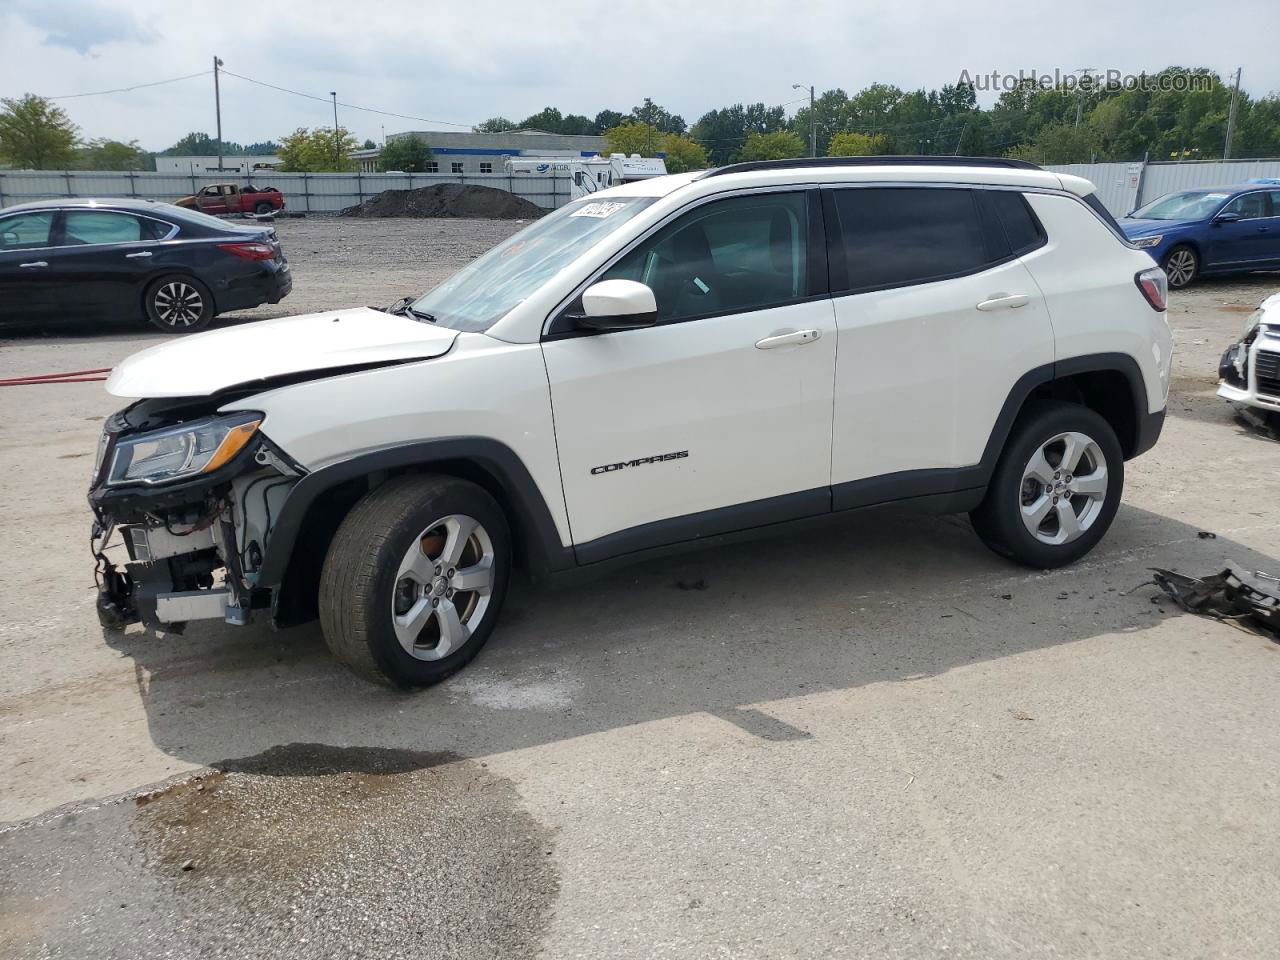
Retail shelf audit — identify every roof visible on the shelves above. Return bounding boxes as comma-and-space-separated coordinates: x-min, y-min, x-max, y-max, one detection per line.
592, 161, 1092, 201
1161, 183, 1274, 195
1, 197, 173, 215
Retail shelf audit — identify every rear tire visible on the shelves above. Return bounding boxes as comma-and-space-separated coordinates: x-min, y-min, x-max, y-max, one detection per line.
144, 275, 215, 333
319, 475, 511, 688
970, 403, 1124, 568
1162, 244, 1198, 289
254, 201, 274, 216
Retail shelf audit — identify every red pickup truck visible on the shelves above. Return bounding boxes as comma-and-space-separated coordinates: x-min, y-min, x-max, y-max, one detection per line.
175, 182, 285, 216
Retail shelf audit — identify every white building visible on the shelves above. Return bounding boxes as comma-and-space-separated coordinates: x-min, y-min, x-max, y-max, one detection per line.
153, 155, 280, 176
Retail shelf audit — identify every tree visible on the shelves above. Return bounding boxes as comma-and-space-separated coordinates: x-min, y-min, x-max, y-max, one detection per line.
629, 99, 686, 136
276, 126, 359, 172
362, 138, 376, 149
163, 131, 222, 155
76, 138, 146, 170
827, 131, 889, 157
690, 102, 786, 166
520, 106, 564, 132
475, 116, 517, 133
604, 121, 660, 155
594, 110, 625, 133
740, 130, 806, 162
377, 134, 432, 172
661, 134, 708, 173
0, 94, 78, 169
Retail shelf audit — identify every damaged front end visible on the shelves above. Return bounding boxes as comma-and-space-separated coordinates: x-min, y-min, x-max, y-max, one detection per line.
1218, 297, 1280, 417
89, 397, 304, 632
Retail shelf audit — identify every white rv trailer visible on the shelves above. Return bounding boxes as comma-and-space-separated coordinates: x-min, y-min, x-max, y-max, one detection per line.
505, 153, 669, 200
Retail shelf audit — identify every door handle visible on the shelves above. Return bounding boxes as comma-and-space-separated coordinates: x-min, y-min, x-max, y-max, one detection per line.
755, 329, 821, 349
19, 261, 48, 268
125, 250, 153, 259
976, 293, 1029, 311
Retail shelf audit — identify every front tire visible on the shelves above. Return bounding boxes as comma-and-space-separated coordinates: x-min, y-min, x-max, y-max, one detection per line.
1162, 244, 1198, 289
144, 275, 215, 333
970, 403, 1124, 568
319, 475, 511, 688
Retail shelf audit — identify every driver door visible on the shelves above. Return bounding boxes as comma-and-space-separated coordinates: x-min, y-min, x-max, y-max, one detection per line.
197, 185, 229, 215
1208, 191, 1273, 266
541, 189, 837, 562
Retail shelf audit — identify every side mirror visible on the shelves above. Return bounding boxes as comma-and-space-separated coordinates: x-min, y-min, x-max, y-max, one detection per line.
1213, 211, 1241, 224
574, 279, 658, 332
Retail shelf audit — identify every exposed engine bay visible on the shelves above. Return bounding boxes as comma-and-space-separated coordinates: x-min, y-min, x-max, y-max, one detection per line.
90, 395, 304, 632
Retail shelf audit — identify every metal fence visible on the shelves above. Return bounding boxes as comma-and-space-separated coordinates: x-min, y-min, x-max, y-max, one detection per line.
0, 170, 574, 212
1047, 159, 1280, 216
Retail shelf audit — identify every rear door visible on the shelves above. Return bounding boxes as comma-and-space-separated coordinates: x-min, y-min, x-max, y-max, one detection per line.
542, 189, 837, 559
54, 210, 169, 316
0, 210, 60, 320
824, 185, 1055, 505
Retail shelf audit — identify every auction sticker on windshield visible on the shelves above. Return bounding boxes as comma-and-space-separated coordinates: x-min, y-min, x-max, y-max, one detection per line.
571, 201, 627, 219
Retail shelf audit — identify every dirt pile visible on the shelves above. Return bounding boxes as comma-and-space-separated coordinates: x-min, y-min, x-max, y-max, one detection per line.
340, 183, 544, 219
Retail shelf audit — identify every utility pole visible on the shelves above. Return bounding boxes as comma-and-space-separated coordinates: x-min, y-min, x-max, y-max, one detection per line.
1224, 67, 1242, 160
1073, 67, 1094, 128
792, 84, 816, 156
330, 91, 340, 168
213, 56, 224, 173
644, 97, 654, 154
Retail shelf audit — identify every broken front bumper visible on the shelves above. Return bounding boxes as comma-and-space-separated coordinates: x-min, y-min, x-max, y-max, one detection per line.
1218, 327, 1280, 414
89, 410, 303, 631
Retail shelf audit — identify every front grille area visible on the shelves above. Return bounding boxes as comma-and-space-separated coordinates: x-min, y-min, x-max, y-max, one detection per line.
1257, 349, 1280, 399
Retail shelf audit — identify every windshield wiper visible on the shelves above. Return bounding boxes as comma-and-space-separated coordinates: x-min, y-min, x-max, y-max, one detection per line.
383, 296, 436, 323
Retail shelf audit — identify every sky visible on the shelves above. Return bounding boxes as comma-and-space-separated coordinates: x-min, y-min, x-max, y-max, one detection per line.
2, 0, 1278, 152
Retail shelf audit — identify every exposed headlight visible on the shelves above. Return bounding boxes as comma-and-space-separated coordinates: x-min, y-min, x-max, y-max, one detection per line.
107, 412, 262, 487
1132, 235, 1163, 249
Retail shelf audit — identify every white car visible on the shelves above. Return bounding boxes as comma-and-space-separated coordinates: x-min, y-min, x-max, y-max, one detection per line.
90, 157, 1173, 687
1218, 292, 1280, 416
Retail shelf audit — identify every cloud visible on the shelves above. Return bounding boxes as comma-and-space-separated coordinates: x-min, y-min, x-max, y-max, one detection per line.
11, 0, 157, 54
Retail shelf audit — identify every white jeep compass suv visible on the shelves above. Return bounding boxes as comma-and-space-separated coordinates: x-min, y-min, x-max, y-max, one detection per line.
90, 157, 1172, 687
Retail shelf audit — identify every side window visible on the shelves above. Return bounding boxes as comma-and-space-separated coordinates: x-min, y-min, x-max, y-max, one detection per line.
601, 192, 810, 324
1223, 192, 1268, 220
63, 211, 145, 245
831, 187, 995, 293
1266, 191, 1280, 217
0, 212, 54, 250
140, 218, 174, 241
202, 185, 221, 196
988, 190, 1046, 255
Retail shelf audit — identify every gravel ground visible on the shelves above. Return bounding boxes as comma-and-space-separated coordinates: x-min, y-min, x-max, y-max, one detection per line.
1, 218, 1279, 959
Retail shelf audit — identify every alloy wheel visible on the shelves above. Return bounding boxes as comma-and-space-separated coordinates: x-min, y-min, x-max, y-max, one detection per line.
1018, 431, 1109, 545
1164, 249, 1196, 288
154, 281, 205, 327
390, 514, 495, 660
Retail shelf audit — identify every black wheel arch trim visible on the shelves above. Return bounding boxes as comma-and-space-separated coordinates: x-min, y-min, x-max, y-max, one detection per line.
256, 437, 574, 591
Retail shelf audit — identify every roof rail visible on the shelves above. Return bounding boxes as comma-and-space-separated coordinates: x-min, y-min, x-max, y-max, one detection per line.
695, 155, 1042, 179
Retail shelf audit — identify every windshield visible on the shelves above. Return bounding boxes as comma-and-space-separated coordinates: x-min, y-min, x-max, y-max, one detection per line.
1131, 191, 1229, 221
411, 197, 657, 331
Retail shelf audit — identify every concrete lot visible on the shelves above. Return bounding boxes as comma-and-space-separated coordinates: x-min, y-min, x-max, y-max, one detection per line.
1, 217, 1279, 959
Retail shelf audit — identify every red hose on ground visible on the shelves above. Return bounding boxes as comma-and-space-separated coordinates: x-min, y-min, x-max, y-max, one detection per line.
0, 368, 112, 386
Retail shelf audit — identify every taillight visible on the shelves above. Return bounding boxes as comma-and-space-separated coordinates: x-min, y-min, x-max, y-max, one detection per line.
1135, 266, 1167, 311
216, 241, 275, 261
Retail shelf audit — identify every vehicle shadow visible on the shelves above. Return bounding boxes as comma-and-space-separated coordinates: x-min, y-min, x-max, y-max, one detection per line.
99, 500, 1277, 769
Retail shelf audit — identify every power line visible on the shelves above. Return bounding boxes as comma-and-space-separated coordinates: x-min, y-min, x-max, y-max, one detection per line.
45, 70, 212, 100
219, 68, 474, 129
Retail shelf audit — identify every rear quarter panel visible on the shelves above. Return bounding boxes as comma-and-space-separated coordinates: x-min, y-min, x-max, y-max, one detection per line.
1021, 192, 1172, 413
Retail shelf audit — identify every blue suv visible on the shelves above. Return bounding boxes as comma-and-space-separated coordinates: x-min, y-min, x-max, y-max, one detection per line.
1121, 184, 1280, 288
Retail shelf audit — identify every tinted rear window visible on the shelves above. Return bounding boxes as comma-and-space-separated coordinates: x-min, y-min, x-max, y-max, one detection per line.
988, 190, 1046, 255
831, 187, 991, 292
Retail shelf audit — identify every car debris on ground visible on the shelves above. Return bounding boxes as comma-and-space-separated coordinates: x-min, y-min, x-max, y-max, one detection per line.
1145, 562, 1280, 640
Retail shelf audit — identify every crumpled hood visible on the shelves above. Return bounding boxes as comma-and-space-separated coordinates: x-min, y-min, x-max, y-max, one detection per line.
1119, 216, 1197, 238
107, 307, 458, 399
